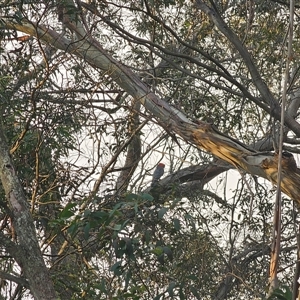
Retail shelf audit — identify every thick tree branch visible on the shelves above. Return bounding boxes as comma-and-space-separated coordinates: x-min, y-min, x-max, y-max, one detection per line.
0, 270, 30, 289
214, 242, 270, 299
0, 231, 22, 264
116, 100, 142, 192
195, 0, 276, 107
194, 0, 300, 137
3, 17, 300, 202
94, 8, 272, 115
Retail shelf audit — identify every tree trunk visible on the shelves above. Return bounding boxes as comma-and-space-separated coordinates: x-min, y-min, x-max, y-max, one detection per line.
0, 128, 58, 299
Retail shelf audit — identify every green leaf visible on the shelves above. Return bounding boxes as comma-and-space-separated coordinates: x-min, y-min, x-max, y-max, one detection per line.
83, 209, 91, 217
124, 238, 134, 258
158, 207, 168, 219
167, 281, 176, 297
268, 285, 292, 300
84, 222, 91, 240
152, 246, 163, 256
91, 210, 108, 219
112, 224, 122, 231
157, 254, 165, 265
109, 203, 122, 217
187, 274, 198, 281
110, 261, 123, 275
173, 218, 181, 231
67, 222, 78, 236
190, 286, 201, 299
143, 230, 152, 244
125, 193, 138, 201
59, 203, 77, 219
124, 270, 132, 290
163, 246, 173, 261
141, 193, 154, 201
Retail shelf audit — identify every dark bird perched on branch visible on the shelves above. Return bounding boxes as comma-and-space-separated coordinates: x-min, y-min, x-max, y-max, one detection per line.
151, 163, 165, 187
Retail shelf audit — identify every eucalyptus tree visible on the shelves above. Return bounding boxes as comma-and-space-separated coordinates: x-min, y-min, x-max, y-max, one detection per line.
0, 0, 300, 299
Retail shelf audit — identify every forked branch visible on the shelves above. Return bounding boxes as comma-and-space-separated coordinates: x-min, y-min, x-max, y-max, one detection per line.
2, 17, 300, 203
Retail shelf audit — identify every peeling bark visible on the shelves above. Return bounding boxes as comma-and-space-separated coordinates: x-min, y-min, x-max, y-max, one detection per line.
2, 16, 300, 202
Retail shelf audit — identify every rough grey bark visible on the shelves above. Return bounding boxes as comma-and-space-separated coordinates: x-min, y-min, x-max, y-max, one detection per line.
116, 100, 142, 192
0, 127, 58, 299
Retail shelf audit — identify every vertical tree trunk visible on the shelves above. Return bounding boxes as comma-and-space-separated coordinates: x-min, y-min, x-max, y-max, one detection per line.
0, 127, 57, 299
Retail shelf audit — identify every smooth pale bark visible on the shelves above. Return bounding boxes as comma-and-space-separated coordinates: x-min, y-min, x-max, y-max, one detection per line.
2, 17, 300, 203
